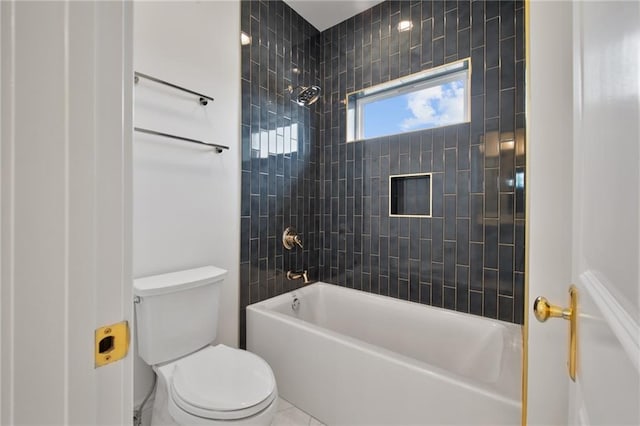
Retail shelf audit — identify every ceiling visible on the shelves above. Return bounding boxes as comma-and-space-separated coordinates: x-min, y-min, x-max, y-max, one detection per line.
284, 0, 384, 32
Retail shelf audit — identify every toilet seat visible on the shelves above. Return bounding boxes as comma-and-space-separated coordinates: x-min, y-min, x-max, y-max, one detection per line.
169, 345, 276, 420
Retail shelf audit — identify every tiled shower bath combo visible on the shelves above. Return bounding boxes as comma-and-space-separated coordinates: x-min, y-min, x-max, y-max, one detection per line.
240, 0, 525, 347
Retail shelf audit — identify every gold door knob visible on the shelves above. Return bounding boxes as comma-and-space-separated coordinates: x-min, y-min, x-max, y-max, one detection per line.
533, 296, 572, 322
532, 286, 578, 381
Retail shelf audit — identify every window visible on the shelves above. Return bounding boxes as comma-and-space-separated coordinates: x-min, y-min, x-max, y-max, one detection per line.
347, 59, 470, 142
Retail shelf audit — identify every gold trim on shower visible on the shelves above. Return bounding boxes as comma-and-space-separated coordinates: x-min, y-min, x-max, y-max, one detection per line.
522, 0, 531, 424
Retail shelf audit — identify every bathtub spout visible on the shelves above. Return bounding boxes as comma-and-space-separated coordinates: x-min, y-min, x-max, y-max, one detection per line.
286, 270, 310, 284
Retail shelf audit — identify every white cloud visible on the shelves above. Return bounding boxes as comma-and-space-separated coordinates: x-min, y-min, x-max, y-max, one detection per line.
400, 81, 465, 131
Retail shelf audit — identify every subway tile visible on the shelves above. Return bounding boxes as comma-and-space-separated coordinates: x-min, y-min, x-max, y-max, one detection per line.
431, 172, 444, 218
445, 126, 457, 149
515, 7, 525, 61
486, 1, 500, 20
432, 218, 444, 262
485, 168, 499, 218
485, 18, 500, 68
500, 89, 516, 134
445, 9, 458, 57
420, 283, 432, 304
433, 37, 445, 67
432, 129, 445, 172
444, 286, 456, 310
444, 196, 457, 240
516, 61, 525, 114
470, 194, 484, 242
420, 239, 432, 280
398, 279, 409, 300
501, 37, 516, 89
433, 1, 445, 38
422, 1, 433, 20
470, 145, 484, 192
406, 44, 419, 73
515, 116, 526, 165
484, 219, 499, 268
498, 295, 514, 322
421, 19, 433, 64
485, 67, 500, 118
471, 1, 485, 48
409, 278, 419, 303
483, 289, 498, 319
410, 4, 421, 46
499, 138, 516, 191
470, 95, 485, 145
456, 265, 469, 313
400, 34, 411, 74
457, 170, 470, 217
498, 244, 514, 296
469, 290, 483, 316
514, 272, 525, 324
445, 0, 457, 12
456, 218, 470, 265
444, 149, 457, 194
421, 218, 432, 239
458, 123, 471, 168
499, 193, 515, 244
515, 220, 525, 272
431, 262, 444, 306
444, 241, 456, 285
500, 1, 515, 39
458, 0, 470, 29
470, 242, 483, 290
410, 234, 420, 260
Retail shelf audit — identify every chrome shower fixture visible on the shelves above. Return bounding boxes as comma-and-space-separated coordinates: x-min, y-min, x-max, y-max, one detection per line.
288, 85, 322, 106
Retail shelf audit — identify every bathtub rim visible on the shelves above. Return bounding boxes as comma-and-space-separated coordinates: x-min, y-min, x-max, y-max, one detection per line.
247, 282, 522, 409
251, 281, 524, 329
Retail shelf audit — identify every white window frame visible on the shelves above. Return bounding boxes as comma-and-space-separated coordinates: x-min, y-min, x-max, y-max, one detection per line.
347, 58, 471, 142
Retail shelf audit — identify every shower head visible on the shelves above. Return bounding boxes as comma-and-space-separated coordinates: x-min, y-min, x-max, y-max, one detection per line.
288, 85, 322, 106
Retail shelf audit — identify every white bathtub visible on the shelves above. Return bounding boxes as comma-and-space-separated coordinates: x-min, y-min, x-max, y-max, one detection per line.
247, 282, 522, 425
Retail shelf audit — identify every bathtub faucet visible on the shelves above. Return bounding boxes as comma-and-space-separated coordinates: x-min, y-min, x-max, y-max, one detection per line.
286, 270, 311, 284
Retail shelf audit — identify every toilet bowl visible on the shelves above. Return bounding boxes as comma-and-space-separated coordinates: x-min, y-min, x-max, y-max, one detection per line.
133, 266, 278, 426
150, 345, 277, 426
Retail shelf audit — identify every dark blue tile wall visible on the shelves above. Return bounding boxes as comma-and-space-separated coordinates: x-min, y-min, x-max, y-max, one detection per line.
239, 0, 322, 347
317, 0, 526, 323
240, 0, 526, 347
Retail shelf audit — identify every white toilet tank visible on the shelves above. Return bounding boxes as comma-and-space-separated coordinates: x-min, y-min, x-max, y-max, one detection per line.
134, 266, 227, 365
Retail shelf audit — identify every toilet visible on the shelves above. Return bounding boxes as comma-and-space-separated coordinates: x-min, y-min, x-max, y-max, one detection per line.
134, 266, 278, 426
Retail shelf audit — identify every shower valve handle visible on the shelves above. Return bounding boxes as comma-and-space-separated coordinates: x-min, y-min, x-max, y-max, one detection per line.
283, 227, 303, 250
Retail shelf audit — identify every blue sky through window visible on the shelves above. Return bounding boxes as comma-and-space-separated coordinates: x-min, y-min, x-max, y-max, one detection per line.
363, 79, 466, 139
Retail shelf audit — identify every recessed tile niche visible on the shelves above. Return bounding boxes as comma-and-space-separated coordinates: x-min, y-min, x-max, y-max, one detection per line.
390, 173, 432, 217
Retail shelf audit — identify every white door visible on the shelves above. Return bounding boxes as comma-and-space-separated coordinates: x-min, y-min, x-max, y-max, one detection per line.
527, 1, 639, 425
1, 1, 133, 424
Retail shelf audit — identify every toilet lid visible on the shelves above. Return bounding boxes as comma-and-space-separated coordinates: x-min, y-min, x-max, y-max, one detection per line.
170, 345, 276, 420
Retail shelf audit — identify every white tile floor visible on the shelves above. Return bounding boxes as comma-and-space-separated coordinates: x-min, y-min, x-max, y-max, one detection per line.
271, 397, 325, 426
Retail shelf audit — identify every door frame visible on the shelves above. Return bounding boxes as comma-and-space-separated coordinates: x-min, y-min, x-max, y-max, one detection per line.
1, 1, 133, 424
524, 1, 576, 424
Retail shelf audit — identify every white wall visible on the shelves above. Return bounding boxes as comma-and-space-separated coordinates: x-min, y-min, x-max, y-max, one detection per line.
133, 1, 241, 405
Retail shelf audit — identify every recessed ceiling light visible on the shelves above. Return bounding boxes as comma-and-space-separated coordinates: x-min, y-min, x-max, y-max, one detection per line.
397, 20, 413, 32
240, 32, 251, 46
